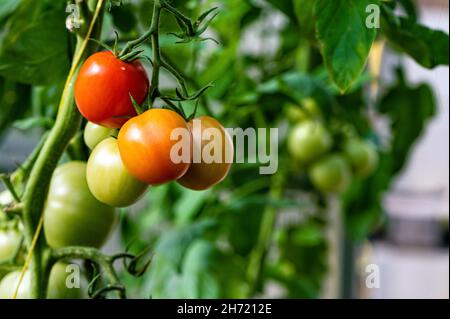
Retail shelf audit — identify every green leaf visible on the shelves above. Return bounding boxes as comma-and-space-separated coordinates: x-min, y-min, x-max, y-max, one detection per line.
0, 0, 21, 22
0, 78, 31, 138
154, 219, 216, 269
0, 7, 69, 85
13, 116, 53, 131
381, 6, 449, 68
378, 69, 437, 174
315, 0, 378, 92
110, 3, 137, 34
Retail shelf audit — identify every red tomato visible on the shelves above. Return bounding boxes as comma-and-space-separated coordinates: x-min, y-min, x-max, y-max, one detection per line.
118, 108, 191, 185
74, 51, 149, 128
177, 116, 234, 190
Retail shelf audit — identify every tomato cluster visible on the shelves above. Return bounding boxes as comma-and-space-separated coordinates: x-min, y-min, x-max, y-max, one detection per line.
287, 100, 379, 194
74, 52, 233, 208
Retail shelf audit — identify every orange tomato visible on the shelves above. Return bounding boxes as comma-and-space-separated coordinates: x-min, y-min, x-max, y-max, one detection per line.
177, 116, 234, 191
118, 108, 191, 185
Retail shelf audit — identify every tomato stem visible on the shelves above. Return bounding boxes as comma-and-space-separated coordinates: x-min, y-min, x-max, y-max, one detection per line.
19, 0, 105, 299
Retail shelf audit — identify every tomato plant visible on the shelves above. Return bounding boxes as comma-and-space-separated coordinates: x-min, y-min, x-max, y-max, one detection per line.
43, 161, 117, 248
177, 116, 234, 191
87, 137, 148, 207
0, 0, 447, 301
74, 51, 149, 128
118, 108, 191, 185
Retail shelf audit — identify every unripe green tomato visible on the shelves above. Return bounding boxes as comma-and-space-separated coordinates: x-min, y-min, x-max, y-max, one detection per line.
83, 122, 117, 150
284, 104, 308, 123
0, 228, 21, 263
308, 154, 352, 193
87, 137, 148, 207
0, 262, 83, 299
43, 161, 117, 248
288, 121, 333, 164
301, 98, 322, 120
343, 139, 379, 177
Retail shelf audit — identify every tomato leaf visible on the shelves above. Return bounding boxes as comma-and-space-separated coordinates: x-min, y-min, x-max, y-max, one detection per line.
0, 0, 21, 23
381, 5, 449, 68
315, 0, 378, 92
0, 5, 69, 85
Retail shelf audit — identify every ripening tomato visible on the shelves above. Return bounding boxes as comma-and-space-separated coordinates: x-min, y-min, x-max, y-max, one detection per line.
43, 161, 117, 249
74, 51, 149, 128
343, 139, 379, 177
288, 121, 332, 164
87, 137, 148, 207
83, 122, 117, 150
118, 108, 191, 185
308, 154, 352, 193
177, 116, 234, 190
0, 262, 83, 299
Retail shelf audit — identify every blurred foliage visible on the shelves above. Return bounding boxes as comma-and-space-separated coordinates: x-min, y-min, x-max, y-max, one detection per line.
0, 0, 447, 298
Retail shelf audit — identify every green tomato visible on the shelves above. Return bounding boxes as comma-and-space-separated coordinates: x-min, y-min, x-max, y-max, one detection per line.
47, 262, 84, 299
83, 122, 117, 150
43, 161, 117, 248
87, 137, 148, 207
344, 139, 379, 177
301, 98, 322, 120
0, 227, 21, 263
288, 121, 333, 164
308, 154, 352, 193
284, 104, 308, 123
0, 262, 83, 299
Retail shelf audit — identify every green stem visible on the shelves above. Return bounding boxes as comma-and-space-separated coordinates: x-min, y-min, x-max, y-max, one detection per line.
21, 2, 104, 299
51, 246, 125, 299
246, 171, 285, 297
149, 1, 162, 104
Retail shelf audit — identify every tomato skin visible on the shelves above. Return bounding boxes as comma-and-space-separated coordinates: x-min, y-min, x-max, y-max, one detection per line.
177, 116, 234, 191
84, 122, 117, 150
74, 51, 149, 128
118, 109, 191, 185
308, 154, 352, 193
288, 121, 332, 164
87, 137, 148, 207
343, 139, 378, 177
0, 228, 21, 263
43, 161, 117, 248
0, 262, 83, 299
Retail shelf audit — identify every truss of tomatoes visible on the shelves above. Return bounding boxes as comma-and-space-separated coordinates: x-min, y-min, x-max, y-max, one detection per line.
74, 51, 234, 208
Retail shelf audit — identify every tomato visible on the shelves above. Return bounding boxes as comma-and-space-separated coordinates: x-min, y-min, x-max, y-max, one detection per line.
177, 116, 233, 190
301, 98, 322, 120
83, 122, 117, 150
118, 108, 191, 185
0, 262, 83, 299
308, 154, 352, 193
288, 121, 332, 163
0, 227, 21, 263
343, 139, 379, 177
43, 161, 117, 248
284, 99, 322, 124
74, 51, 149, 128
87, 137, 148, 207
